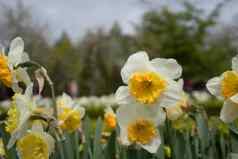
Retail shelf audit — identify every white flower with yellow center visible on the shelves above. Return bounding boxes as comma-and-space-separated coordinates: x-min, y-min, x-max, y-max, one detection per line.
5, 83, 36, 148
117, 103, 165, 153
207, 54, 238, 123
16, 121, 55, 159
115, 51, 182, 109
57, 93, 85, 132
0, 37, 31, 92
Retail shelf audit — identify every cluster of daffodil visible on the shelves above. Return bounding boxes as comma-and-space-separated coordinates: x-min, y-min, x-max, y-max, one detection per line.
115, 51, 189, 153
0, 37, 87, 159
207, 54, 238, 123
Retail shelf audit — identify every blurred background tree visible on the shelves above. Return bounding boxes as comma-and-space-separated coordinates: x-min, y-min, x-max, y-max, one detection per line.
0, 0, 237, 97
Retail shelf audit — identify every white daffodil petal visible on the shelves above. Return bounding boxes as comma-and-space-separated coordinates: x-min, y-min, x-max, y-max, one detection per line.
136, 105, 166, 126
232, 54, 238, 72
120, 128, 130, 146
230, 94, 238, 103
76, 106, 85, 119
140, 134, 161, 154
21, 52, 30, 63
12, 82, 22, 93
116, 104, 138, 127
220, 100, 238, 123
8, 37, 24, 66
158, 80, 182, 108
206, 76, 222, 98
150, 58, 182, 79
14, 67, 31, 86
121, 51, 152, 83
24, 83, 33, 99
7, 123, 28, 149
115, 86, 134, 105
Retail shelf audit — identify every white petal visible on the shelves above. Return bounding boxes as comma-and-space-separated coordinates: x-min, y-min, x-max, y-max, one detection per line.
21, 52, 30, 63
150, 58, 182, 79
76, 106, 85, 119
158, 80, 183, 108
8, 37, 24, 66
121, 51, 153, 83
115, 86, 134, 105
220, 100, 238, 123
140, 134, 161, 153
232, 54, 238, 72
24, 83, 33, 98
206, 76, 222, 98
42, 132, 55, 154
116, 104, 138, 127
7, 123, 28, 149
14, 67, 31, 86
120, 128, 130, 146
230, 94, 238, 103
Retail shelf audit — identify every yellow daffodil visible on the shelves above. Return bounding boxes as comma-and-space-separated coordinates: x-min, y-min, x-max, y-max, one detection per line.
16, 121, 55, 159
115, 51, 183, 109
57, 93, 85, 132
207, 54, 238, 123
117, 103, 165, 153
5, 83, 36, 148
0, 37, 31, 92
104, 106, 116, 129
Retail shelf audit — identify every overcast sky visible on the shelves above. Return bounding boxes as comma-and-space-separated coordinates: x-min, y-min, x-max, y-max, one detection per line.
1, 0, 237, 40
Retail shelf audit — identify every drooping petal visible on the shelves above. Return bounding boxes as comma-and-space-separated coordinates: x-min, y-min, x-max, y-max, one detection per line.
206, 76, 222, 98
115, 86, 134, 105
140, 134, 161, 154
232, 54, 238, 72
150, 58, 182, 79
220, 100, 238, 123
121, 51, 153, 84
8, 37, 24, 66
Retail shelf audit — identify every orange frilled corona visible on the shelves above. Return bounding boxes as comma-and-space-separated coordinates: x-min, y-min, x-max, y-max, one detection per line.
0, 54, 12, 87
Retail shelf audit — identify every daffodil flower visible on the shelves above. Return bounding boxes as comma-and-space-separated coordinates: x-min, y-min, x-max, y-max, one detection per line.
16, 121, 55, 159
207, 54, 238, 123
115, 51, 183, 109
57, 93, 85, 132
0, 37, 31, 92
5, 83, 36, 148
165, 79, 189, 121
104, 106, 116, 129
117, 103, 165, 153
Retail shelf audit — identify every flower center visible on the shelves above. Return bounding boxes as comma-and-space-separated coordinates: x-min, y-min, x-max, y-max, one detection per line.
128, 72, 167, 104
127, 119, 157, 145
58, 107, 81, 132
17, 133, 49, 159
0, 54, 12, 87
221, 71, 238, 99
104, 113, 116, 129
5, 105, 19, 134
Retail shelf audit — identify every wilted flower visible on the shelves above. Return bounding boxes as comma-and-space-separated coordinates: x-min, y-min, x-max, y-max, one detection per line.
57, 93, 85, 132
16, 121, 55, 159
0, 37, 31, 92
206, 54, 238, 123
117, 103, 165, 153
115, 51, 183, 109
